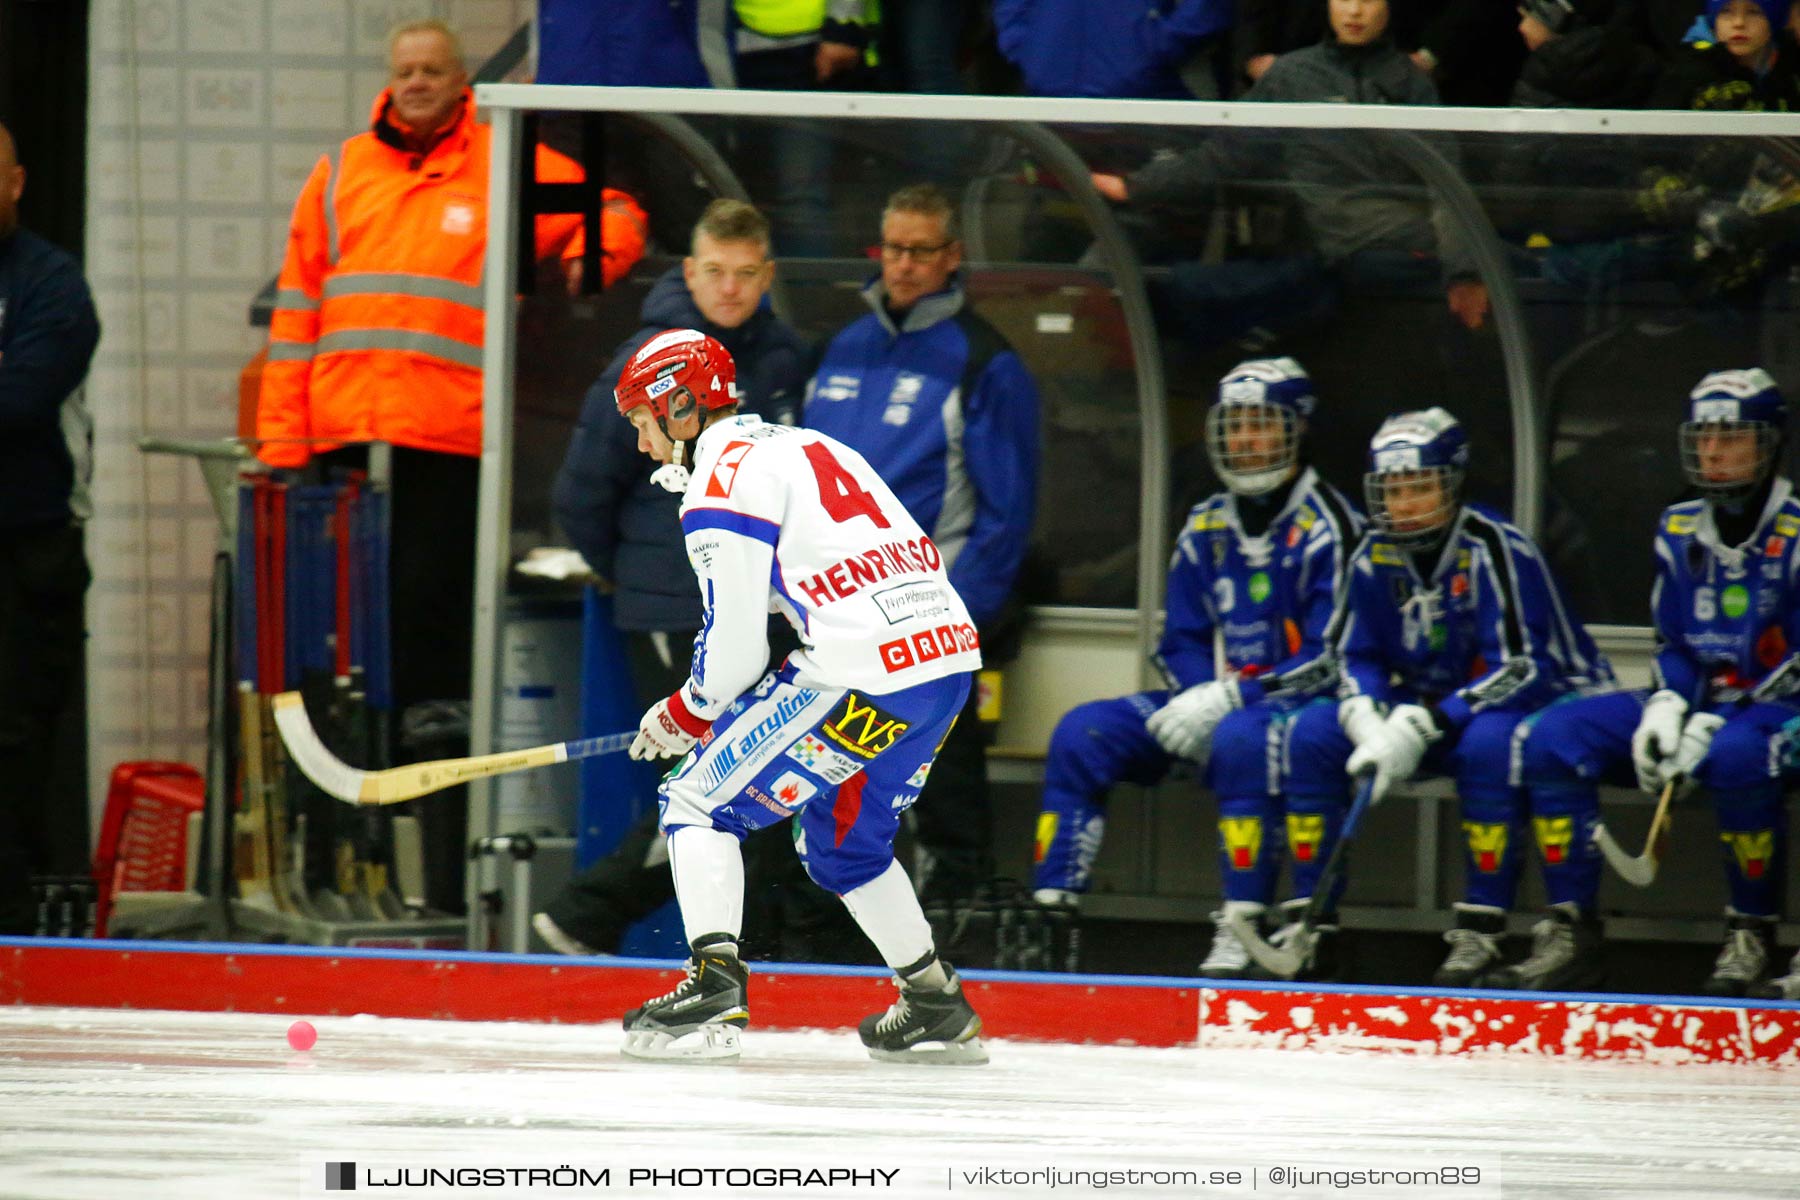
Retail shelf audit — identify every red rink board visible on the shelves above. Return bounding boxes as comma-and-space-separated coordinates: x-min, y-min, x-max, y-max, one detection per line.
3, 940, 1797, 1065
1198, 986, 1800, 1066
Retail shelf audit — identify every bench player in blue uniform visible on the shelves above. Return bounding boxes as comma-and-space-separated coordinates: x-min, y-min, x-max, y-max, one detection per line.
1030, 358, 1363, 978
1326, 408, 1614, 988
1527, 369, 1800, 997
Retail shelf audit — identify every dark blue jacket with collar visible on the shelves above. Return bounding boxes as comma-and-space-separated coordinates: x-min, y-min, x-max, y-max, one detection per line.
552, 265, 811, 632
994, 0, 1232, 99
0, 228, 100, 532
803, 276, 1040, 629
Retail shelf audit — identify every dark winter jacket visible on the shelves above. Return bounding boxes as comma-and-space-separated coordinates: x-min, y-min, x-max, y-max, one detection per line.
1127, 36, 1476, 278
551, 267, 811, 631
1511, 24, 1662, 108
1649, 39, 1800, 110
0, 228, 100, 531
993, 0, 1233, 99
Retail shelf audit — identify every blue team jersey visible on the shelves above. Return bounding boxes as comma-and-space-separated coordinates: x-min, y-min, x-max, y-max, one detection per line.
1651, 477, 1800, 705
1338, 501, 1612, 730
1157, 466, 1363, 705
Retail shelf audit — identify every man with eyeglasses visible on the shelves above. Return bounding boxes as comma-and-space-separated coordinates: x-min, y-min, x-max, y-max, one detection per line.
803, 183, 1042, 957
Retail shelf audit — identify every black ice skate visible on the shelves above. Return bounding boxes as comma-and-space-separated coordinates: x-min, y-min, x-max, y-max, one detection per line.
1484, 903, 1603, 992
860, 955, 988, 1065
621, 933, 749, 1061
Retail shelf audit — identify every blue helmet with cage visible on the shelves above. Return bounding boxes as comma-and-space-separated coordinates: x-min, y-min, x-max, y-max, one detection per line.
1681, 368, 1787, 499
1206, 357, 1316, 495
1364, 407, 1470, 546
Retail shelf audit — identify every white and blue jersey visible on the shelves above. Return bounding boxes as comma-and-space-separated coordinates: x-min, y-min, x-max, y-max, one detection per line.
656, 415, 979, 895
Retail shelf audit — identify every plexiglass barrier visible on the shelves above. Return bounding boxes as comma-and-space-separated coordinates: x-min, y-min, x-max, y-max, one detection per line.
470, 87, 1800, 972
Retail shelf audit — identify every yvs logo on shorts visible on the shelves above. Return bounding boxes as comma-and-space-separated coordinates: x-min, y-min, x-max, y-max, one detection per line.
820, 693, 909, 760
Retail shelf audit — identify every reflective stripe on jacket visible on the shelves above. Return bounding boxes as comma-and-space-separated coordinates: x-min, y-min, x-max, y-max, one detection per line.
257, 88, 647, 467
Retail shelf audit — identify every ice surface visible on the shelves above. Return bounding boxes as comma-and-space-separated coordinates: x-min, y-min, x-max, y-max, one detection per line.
0, 1005, 1795, 1198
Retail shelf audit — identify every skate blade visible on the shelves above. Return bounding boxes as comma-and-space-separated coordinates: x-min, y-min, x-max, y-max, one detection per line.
620, 1023, 742, 1062
865, 1024, 989, 1066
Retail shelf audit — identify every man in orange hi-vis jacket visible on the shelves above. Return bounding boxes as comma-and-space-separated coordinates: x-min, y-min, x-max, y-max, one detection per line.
257, 18, 646, 913
259, 18, 645, 469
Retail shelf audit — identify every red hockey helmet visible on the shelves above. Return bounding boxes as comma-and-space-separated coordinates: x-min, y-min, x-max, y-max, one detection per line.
613, 328, 739, 424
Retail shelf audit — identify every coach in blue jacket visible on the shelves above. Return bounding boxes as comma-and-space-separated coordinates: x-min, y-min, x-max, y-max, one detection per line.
0, 122, 101, 935
804, 183, 1041, 938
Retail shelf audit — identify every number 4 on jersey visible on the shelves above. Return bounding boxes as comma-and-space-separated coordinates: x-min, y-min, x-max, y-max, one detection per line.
804, 441, 891, 528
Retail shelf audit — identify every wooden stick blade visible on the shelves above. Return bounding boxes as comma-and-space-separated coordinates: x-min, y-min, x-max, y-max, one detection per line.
272, 691, 370, 803
271, 691, 635, 806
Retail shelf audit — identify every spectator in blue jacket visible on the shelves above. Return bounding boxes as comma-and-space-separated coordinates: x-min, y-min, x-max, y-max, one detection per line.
536, 0, 733, 87
536, 199, 812, 957
804, 183, 1041, 945
994, 0, 1233, 98
0, 122, 101, 935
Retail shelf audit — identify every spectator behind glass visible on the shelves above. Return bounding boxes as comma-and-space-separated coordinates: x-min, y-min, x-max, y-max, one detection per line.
803, 184, 1042, 959
536, 199, 824, 960
1650, 0, 1800, 109
1241, 0, 1524, 105
256, 19, 646, 913
536, 0, 733, 87
993, 0, 1232, 98
729, 0, 880, 257
1511, 0, 1661, 107
1093, 0, 1490, 348
0, 121, 101, 935
1632, 0, 1800, 307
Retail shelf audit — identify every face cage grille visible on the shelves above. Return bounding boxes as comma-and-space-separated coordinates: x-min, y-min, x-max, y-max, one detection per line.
1206, 403, 1301, 495
1678, 420, 1780, 498
1364, 465, 1462, 546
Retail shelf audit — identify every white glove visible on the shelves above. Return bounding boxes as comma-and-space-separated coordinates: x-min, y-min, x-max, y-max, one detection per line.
1667, 710, 1726, 782
1145, 678, 1241, 761
629, 693, 704, 761
1345, 703, 1440, 804
1631, 689, 1687, 793
1338, 694, 1385, 747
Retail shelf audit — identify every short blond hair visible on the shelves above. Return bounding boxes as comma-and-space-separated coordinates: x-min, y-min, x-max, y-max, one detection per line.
692, 198, 772, 256
388, 18, 466, 67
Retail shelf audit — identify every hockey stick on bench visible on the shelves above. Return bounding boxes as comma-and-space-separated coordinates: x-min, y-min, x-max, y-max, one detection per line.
271, 691, 635, 805
1225, 775, 1375, 980
1592, 778, 1677, 888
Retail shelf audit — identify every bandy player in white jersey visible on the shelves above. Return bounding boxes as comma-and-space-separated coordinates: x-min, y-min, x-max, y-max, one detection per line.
611, 328, 989, 1064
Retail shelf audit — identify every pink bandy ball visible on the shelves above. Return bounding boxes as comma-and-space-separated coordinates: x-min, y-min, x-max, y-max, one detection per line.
287, 1020, 318, 1052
